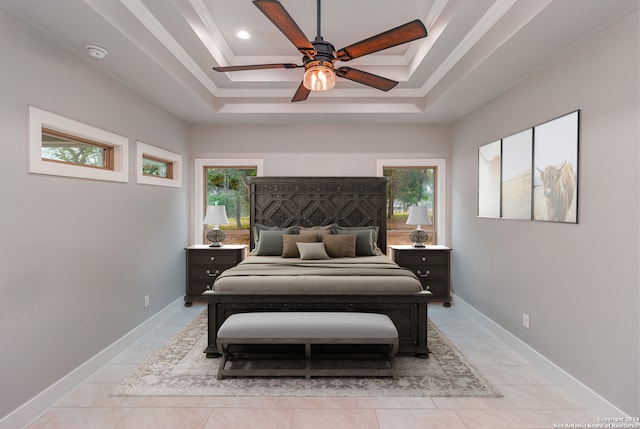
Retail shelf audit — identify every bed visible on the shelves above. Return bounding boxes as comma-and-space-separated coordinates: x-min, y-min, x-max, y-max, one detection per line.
202, 176, 431, 357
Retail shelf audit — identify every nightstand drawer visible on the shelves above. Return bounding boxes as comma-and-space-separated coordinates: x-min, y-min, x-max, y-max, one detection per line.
189, 253, 241, 265
395, 251, 448, 266
189, 264, 235, 280
422, 281, 448, 297
407, 266, 448, 281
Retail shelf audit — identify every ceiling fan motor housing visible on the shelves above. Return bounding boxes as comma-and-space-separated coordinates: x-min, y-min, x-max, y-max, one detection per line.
304, 37, 335, 65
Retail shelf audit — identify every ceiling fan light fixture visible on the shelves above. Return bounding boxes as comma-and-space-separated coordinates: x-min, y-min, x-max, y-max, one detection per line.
303, 60, 335, 91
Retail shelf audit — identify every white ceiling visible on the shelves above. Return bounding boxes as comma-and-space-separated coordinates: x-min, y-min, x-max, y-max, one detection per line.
2, 0, 637, 124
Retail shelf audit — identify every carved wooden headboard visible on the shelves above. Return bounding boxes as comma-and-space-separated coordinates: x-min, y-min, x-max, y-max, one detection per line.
249, 176, 388, 253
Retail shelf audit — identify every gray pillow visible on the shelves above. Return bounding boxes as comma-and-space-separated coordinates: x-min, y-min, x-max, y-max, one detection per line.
332, 225, 378, 256
253, 230, 289, 256
296, 242, 330, 260
252, 224, 299, 254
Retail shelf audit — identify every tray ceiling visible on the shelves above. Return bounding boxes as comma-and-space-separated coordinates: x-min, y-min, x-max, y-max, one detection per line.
1, 0, 636, 124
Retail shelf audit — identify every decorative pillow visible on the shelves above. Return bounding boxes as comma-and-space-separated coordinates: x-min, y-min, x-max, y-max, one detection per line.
296, 242, 330, 260
252, 224, 299, 254
332, 225, 378, 256
298, 225, 333, 241
322, 234, 357, 258
252, 230, 291, 256
282, 233, 318, 258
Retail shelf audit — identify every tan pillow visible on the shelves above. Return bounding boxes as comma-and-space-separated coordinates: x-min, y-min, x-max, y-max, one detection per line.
322, 234, 357, 258
281, 233, 318, 257
298, 225, 333, 241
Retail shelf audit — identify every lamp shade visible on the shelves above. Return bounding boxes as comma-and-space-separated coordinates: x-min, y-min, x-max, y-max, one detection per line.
406, 205, 432, 226
203, 205, 229, 226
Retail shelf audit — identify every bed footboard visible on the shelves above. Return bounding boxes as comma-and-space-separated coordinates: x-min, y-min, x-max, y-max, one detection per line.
203, 291, 431, 358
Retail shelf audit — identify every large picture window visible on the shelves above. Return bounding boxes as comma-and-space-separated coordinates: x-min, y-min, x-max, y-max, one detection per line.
377, 159, 447, 248
193, 159, 263, 245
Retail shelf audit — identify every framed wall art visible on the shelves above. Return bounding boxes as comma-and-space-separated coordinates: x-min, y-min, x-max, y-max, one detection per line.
478, 140, 501, 218
533, 111, 579, 223
501, 128, 533, 220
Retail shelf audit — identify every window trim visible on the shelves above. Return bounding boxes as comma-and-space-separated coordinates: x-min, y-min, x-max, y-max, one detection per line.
376, 159, 447, 246
136, 141, 182, 187
193, 158, 264, 244
29, 106, 128, 182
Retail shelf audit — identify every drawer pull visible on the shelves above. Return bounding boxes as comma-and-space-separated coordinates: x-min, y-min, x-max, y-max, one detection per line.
206, 269, 220, 277
417, 270, 430, 278
421, 256, 426, 262
210, 256, 215, 261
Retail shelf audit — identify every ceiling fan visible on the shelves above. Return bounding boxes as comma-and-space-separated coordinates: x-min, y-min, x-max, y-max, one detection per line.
212, 0, 428, 102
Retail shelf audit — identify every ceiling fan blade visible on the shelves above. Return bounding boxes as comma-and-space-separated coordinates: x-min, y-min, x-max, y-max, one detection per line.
213, 63, 300, 72
335, 67, 398, 91
336, 19, 427, 61
253, 0, 316, 58
291, 81, 311, 102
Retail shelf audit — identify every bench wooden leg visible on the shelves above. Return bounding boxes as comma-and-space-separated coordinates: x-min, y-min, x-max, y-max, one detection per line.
304, 343, 311, 380
217, 343, 228, 380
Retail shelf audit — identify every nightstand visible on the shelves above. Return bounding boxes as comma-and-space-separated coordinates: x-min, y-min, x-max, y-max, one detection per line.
390, 245, 452, 307
184, 244, 247, 306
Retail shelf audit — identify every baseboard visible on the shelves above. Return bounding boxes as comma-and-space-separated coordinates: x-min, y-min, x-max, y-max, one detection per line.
452, 294, 629, 418
0, 297, 184, 429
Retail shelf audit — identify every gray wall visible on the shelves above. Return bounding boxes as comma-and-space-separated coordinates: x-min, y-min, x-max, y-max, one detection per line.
0, 8, 190, 420
450, 10, 639, 415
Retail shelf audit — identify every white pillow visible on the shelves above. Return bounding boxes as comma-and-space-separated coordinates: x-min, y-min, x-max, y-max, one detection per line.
296, 242, 330, 260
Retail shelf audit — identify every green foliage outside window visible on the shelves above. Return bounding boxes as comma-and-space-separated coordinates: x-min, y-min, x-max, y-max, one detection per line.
42, 144, 105, 168
142, 158, 168, 177
384, 167, 435, 230
206, 168, 257, 229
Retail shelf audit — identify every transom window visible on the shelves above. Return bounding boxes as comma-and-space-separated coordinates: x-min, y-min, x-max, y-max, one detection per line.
142, 155, 173, 179
29, 106, 128, 183
41, 127, 114, 170
136, 141, 182, 187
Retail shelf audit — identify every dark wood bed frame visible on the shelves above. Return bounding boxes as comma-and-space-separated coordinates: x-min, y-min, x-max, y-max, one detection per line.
203, 176, 431, 357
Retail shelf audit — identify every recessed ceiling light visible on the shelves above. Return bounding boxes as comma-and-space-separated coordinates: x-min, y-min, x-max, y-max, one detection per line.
235, 30, 251, 40
85, 44, 108, 59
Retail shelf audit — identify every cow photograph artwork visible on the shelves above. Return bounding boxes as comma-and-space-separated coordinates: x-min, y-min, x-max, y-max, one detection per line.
533, 111, 579, 223
501, 128, 533, 220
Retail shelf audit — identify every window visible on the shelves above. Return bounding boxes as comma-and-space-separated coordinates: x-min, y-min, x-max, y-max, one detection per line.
29, 107, 128, 182
194, 159, 263, 245
142, 157, 172, 178
41, 127, 113, 169
377, 159, 447, 248
136, 142, 182, 187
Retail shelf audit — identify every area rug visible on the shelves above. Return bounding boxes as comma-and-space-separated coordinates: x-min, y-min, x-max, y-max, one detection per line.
112, 310, 501, 398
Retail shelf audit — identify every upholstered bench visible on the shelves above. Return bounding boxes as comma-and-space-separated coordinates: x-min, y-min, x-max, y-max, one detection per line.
216, 312, 399, 380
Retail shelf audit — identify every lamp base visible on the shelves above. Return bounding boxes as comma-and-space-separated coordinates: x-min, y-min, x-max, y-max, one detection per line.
206, 228, 226, 247
408, 228, 429, 248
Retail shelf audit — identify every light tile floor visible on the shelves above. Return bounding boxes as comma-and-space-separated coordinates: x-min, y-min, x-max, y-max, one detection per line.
26, 303, 602, 429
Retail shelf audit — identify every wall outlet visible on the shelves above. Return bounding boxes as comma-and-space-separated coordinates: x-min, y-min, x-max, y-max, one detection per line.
144, 294, 150, 308
522, 312, 530, 329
